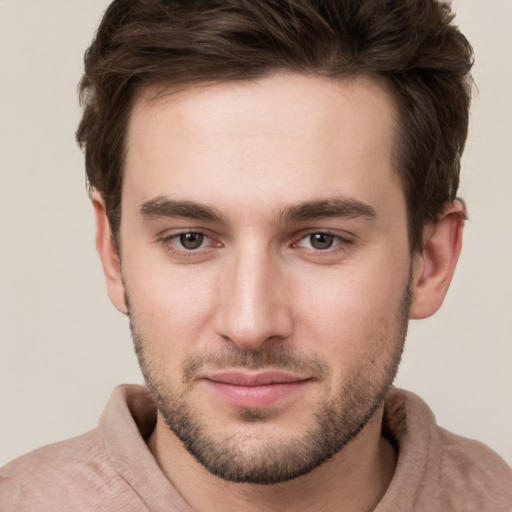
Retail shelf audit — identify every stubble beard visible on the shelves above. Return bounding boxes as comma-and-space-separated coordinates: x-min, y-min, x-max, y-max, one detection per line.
128, 281, 411, 485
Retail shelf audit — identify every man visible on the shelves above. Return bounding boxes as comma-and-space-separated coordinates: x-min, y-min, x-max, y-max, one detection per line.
1, 0, 511, 510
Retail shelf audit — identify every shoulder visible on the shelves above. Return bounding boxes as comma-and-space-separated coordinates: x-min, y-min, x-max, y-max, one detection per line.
433, 426, 512, 510
0, 429, 146, 512
382, 388, 512, 511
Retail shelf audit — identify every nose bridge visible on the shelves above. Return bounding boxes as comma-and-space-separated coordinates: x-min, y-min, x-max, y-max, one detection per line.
216, 238, 291, 349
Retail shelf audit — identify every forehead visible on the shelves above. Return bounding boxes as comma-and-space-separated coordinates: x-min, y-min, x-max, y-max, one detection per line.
123, 72, 402, 223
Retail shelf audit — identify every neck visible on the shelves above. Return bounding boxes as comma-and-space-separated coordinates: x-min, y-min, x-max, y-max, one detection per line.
148, 406, 396, 512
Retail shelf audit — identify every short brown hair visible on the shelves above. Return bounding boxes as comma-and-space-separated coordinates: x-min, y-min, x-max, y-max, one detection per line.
77, 0, 474, 252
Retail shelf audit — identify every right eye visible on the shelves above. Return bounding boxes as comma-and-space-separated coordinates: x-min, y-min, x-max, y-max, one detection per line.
176, 232, 207, 250
299, 233, 337, 250
160, 230, 223, 261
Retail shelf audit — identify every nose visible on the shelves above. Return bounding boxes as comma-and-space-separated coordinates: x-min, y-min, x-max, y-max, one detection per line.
215, 243, 293, 351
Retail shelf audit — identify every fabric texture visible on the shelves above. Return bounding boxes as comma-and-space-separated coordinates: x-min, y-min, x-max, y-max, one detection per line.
1, 384, 511, 511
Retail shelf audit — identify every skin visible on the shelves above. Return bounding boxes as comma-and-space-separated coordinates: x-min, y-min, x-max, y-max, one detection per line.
94, 72, 464, 511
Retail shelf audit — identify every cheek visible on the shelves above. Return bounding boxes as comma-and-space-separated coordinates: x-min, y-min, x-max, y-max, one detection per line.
293, 257, 410, 365
124, 259, 219, 364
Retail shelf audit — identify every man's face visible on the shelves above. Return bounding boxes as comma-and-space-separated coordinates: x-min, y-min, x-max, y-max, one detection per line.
119, 73, 414, 483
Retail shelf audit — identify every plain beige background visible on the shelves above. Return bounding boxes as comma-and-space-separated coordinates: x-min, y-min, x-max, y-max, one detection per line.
0, 0, 511, 467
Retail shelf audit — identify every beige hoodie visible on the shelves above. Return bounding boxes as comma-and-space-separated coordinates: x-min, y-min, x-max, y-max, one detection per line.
1, 385, 511, 511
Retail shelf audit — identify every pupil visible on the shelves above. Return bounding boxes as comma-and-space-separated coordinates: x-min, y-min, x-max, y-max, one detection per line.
180, 233, 204, 250
310, 233, 333, 250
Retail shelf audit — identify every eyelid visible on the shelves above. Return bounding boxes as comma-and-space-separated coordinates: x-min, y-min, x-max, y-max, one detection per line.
291, 229, 355, 246
157, 226, 220, 241
157, 227, 355, 261
159, 228, 223, 254
289, 230, 356, 261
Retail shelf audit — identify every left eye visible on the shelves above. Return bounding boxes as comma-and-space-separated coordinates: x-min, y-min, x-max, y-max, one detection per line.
176, 232, 207, 250
297, 233, 339, 250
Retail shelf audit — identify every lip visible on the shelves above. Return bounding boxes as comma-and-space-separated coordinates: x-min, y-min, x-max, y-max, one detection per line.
201, 371, 311, 408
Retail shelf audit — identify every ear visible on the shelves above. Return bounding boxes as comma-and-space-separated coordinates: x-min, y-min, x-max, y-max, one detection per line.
91, 192, 128, 315
409, 201, 466, 319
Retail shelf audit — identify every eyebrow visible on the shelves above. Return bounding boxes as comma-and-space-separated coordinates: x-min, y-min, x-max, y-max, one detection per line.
139, 196, 226, 223
279, 198, 376, 223
139, 196, 376, 224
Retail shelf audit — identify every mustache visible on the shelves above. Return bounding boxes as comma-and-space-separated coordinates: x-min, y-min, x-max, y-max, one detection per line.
182, 345, 328, 383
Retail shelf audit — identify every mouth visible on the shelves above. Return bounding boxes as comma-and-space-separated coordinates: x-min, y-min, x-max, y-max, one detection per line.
201, 370, 312, 408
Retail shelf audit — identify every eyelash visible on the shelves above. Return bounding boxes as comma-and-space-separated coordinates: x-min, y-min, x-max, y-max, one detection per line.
292, 232, 353, 251
160, 231, 220, 259
159, 230, 354, 259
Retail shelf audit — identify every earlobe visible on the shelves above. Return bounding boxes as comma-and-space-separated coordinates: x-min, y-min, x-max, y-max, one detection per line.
409, 201, 466, 319
91, 193, 128, 315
